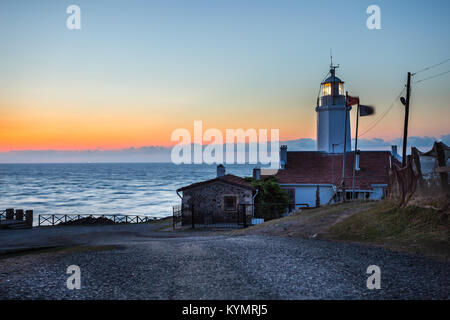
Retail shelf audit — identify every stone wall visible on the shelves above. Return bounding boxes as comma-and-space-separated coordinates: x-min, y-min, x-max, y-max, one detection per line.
181, 181, 253, 224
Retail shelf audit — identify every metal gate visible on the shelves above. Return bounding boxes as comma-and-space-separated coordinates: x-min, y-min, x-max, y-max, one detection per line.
172, 204, 249, 229
172, 203, 309, 230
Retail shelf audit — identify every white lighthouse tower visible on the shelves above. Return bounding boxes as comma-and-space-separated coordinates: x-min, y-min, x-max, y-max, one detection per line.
315, 65, 351, 153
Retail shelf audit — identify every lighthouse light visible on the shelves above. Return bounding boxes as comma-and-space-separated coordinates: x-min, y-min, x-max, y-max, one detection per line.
322, 83, 331, 96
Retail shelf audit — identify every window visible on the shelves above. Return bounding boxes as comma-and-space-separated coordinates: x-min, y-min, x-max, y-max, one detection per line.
322, 83, 331, 96
223, 196, 237, 211
339, 83, 344, 95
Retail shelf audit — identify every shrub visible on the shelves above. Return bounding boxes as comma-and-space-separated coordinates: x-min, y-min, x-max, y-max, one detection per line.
245, 176, 291, 221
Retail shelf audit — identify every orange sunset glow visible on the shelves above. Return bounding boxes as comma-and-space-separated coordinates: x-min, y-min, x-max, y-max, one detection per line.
0, 0, 449, 159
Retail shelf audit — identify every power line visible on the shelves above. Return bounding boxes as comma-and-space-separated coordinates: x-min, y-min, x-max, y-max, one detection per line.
358, 60, 448, 139
359, 87, 406, 137
359, 87, 405, 136
413, 69, 450, 84
412, 58, 450, 76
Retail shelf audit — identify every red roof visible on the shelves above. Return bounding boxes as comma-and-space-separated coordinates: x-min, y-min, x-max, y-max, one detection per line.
177, 174, 255, 192
268, 151, 391, 190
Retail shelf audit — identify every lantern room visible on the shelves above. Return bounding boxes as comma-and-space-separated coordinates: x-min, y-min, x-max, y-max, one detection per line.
319, 68, 345, 106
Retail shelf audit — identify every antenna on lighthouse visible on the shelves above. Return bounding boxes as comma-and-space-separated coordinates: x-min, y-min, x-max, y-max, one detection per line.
329, 49, 340, 76
330, 48, 333, 67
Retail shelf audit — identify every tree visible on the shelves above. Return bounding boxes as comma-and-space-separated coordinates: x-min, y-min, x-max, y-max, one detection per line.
245, 176, 291, 221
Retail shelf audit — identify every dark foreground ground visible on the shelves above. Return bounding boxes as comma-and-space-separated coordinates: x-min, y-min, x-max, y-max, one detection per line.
0, 222, 449, 299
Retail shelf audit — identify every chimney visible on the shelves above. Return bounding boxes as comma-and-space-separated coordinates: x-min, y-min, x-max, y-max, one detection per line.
280, 145, 288, 169
253, 167, 261, 180
217, 164, 225, 177
355, 150, 360, 171
391, 145, 398, 158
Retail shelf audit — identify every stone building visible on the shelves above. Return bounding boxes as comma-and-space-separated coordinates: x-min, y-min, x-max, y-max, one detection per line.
176, 165, 255, 225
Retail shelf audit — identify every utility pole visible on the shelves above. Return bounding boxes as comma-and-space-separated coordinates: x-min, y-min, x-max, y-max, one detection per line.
401, 72, 411, 167
351, 104, 360, 199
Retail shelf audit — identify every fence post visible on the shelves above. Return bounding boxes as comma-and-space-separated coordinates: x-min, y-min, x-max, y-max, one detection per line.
173, 206, 175, 230
6, 208, 14, 220
191, 204, 195, 229
15, 209, 24, 221
25, 210, 33, 227
243, 204, 248, 229
436, 142, 449, 195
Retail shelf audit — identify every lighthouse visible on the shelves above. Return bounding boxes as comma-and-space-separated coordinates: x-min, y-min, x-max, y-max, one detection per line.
315, 66, 351, 153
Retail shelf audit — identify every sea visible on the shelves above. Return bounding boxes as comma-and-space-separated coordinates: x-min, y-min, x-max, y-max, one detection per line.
0, 163, 255, 224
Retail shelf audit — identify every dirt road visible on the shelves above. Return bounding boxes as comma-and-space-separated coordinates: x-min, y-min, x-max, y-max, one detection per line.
0, 222, 448, 299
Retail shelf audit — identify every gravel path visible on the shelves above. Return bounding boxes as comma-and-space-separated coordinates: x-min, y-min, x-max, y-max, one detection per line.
0, 232, 448, 299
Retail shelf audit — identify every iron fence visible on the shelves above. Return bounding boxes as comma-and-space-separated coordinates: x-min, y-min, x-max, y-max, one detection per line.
250, 203, 309, 222
173, 205, 183, 229
172, 203, 309, 230
38, 213, 153, 227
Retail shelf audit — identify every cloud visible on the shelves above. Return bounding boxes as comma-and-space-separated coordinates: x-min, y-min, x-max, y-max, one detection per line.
0, 147, 172, 163
439, 134, 450, 145
354, 138, 391, 150
283, 136, 441, 151
282, 138, 316, 151
352, 135, 447, 151
0, 135, 448, 163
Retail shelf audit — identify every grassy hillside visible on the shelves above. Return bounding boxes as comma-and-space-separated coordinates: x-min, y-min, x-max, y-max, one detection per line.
328, 201, 449, 260
234, 201, 379, 238
237, 200, 449, 261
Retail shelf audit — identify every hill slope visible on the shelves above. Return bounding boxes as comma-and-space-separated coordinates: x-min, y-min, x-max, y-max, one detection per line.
237, 201, 449, 261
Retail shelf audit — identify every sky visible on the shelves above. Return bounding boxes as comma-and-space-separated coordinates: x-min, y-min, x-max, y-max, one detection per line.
0, 0, 449, 161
